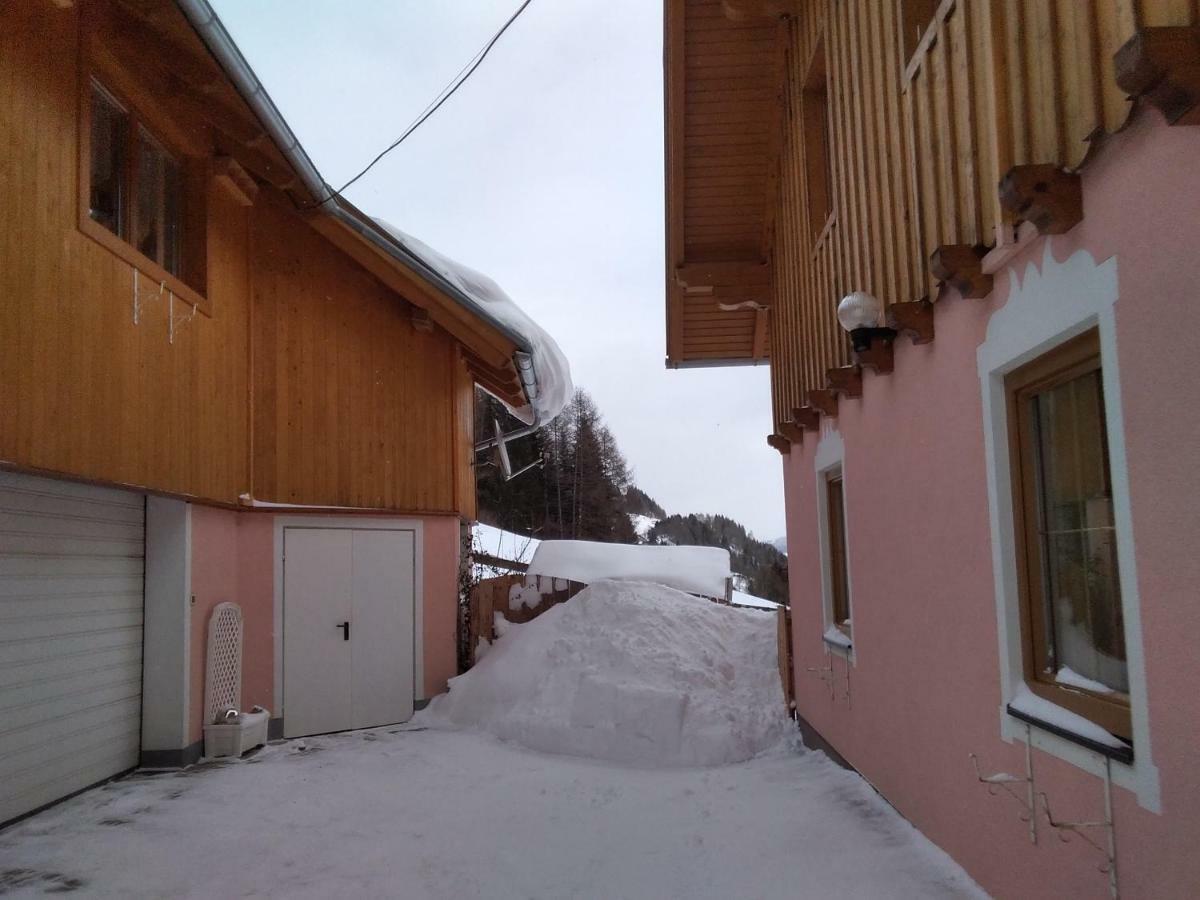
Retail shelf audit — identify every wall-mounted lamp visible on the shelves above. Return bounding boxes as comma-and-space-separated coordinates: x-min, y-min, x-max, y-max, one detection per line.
837, 291, 895, 352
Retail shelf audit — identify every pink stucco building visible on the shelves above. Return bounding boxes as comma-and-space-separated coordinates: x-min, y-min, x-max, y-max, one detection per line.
664, 2, 1200, 897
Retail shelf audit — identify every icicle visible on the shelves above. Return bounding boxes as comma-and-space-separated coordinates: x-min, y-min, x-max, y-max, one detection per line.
132, 267, 141, 325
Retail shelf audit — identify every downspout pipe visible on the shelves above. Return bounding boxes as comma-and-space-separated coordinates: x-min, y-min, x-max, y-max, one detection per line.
174, 0, 542, 411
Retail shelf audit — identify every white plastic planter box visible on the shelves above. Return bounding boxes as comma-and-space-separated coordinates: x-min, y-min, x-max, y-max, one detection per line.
204, 708, 269, 759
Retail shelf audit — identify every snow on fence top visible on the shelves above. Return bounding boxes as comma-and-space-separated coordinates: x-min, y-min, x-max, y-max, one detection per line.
374, 219, 573, 425
526, 540, 730, 599
731, 590, 780, 611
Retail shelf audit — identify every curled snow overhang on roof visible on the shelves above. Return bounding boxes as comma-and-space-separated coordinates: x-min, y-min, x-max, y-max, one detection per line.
175, 0, 571, 425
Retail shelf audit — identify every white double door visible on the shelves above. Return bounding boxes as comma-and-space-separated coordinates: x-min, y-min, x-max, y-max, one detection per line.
283, 527, 416, 738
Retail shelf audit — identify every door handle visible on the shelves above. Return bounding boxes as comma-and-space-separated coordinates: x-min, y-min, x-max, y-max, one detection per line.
337, 621, 350, 641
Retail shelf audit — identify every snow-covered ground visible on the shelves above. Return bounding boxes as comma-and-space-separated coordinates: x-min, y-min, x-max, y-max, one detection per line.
0, 579, 985, 898
0, 729, 985, 899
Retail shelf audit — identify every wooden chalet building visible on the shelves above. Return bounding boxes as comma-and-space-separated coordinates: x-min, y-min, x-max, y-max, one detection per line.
665, 0, 1200, 896
0, 0, 569, 824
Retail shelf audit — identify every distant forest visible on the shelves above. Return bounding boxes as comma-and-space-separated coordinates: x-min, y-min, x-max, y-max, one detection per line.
475, 388, 789, 604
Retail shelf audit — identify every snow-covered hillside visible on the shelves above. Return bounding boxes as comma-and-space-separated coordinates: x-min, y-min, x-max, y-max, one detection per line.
473, 523, 540, 578
629, 513, 658, 540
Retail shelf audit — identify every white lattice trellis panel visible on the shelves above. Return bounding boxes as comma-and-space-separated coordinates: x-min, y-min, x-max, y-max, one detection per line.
204, 602, 243, 725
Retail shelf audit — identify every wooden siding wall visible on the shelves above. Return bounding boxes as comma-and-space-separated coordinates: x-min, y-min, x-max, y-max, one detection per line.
1, 0, 478, 517
250, 195, 466, 513
769, 0, 1200, 431
0, 3, 251, 501
453, 349, 478, 522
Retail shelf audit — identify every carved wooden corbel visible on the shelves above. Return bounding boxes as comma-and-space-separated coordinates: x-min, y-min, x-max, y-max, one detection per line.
886, 299, 935, 344
1115, 26, 1200, 126
807, 389, 839, 418
930, 245, 993, 299
825, 365, 863, 398
999, 165, 1083, 236
854, 336, 895, 374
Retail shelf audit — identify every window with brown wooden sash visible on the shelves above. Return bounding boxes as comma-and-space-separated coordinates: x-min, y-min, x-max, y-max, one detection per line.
80, 76, 207, 309
802, 40, 833, 244
1007, 330, 1131, 740
898, 0, 940, 64
826, 473, 851, 638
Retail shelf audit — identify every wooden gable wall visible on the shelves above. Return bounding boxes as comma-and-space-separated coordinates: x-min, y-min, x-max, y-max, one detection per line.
0, 0, 476, 516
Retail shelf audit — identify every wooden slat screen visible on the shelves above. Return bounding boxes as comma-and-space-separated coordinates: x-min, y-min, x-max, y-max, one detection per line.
763, 0, 1200, 434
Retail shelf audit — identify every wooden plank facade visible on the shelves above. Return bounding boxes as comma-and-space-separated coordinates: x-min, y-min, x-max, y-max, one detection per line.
0, 0, 543, 519
664, 0, 1200, 436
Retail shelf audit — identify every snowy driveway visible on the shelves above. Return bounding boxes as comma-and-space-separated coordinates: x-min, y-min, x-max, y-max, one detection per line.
0, 728, 984, 900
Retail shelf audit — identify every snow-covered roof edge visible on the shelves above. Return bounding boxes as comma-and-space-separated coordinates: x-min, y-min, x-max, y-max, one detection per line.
373, 220, 572, 425
176, 0, 572, 426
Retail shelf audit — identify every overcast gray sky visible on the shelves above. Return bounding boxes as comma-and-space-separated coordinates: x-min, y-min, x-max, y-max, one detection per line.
213, 0, 785, 540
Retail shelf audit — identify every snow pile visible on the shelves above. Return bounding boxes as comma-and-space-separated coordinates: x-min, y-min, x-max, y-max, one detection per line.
420, 580, 787, 767
526, 540, 730, 598
374, 219, 572, 424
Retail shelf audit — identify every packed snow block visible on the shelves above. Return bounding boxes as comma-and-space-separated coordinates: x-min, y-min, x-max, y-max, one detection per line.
420, 579, 786, 767
525, 540, 731, 599
568, 676, 688, 763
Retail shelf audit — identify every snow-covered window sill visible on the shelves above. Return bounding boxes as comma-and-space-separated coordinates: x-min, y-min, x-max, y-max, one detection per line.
1007, 693, 1133, 765
822, 626, 852, 654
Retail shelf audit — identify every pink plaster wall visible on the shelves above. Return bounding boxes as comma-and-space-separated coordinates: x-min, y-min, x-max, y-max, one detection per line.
421, 515, 461, 697
188, 506, 274, 745
188, 508, 462, 746
784, 108, 1200, 899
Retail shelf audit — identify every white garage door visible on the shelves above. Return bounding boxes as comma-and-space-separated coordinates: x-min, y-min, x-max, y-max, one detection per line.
0, 471, 145, 824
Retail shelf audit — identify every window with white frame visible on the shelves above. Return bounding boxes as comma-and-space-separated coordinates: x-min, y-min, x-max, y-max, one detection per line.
978, 246, 1157, 809
815, 440, 853, 653
826, 471, 852, 640
1006, 329, 1130, 740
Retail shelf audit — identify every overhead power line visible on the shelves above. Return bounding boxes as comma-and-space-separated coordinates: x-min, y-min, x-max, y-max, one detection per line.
317, 0, 536, 205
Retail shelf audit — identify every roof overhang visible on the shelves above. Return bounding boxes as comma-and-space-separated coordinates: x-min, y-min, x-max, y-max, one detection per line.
143, 0, 541, 415
664, 0, 790, 368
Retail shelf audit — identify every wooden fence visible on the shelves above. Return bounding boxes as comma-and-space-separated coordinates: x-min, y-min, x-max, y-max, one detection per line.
465, 573, 583, 667
777, 606, 795, 714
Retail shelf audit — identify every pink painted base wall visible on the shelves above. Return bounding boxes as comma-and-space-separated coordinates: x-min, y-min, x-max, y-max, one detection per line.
784, 108, 1200, 899
187, 508, 461, 746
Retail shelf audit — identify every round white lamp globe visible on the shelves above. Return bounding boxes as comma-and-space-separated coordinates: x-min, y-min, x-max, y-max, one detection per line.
837, 291, 883, 332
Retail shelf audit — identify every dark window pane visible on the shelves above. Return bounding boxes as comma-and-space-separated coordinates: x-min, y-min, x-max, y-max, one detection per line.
89, 84, 127, 235
162, 155, 182, 276
827, 475, 851, 631
1031, 369, 1127, 693
134, 128, 182, 276
135, 128, 163, 265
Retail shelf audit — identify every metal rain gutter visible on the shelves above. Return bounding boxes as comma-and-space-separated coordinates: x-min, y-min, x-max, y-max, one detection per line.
174, 0, 539, 382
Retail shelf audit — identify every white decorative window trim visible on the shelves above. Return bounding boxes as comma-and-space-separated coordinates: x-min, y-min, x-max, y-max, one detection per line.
814, 427, 854, 661
978, 244, 1159, 812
